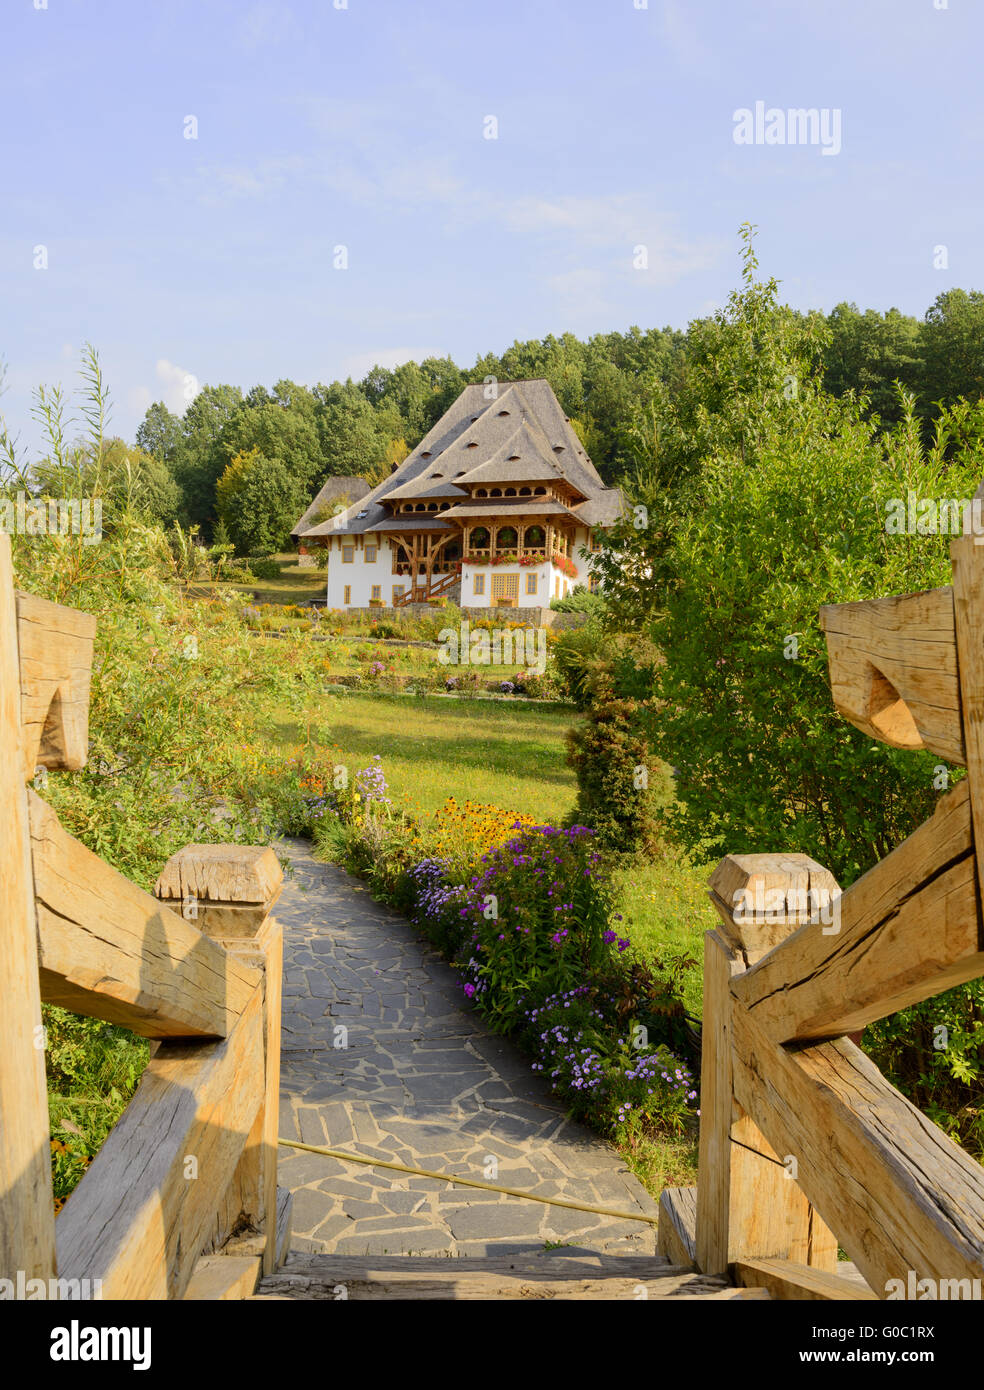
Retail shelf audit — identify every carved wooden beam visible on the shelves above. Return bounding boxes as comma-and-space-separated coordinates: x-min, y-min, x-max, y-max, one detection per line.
31, 793, 260, 1039
15, 589, 97, 779
819, 586, 963, 764
733, 781, 984, 1043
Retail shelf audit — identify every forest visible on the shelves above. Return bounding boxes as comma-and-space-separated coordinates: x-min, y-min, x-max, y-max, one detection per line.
124, 280, 984, 556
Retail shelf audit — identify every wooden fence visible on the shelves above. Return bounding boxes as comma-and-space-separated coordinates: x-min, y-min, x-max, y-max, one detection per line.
659, 521, 984, 1299
0, 534, 288, 1300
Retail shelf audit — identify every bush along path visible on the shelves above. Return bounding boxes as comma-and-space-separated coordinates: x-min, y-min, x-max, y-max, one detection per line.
275, 838, 663, 1257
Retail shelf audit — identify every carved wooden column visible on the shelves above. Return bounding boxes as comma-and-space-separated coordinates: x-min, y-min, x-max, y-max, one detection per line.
695, 853, 841, 1277
155, 843, 284, 1275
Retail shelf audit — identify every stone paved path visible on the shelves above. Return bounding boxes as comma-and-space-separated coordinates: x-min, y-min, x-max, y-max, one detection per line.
275, 839, 660, 1258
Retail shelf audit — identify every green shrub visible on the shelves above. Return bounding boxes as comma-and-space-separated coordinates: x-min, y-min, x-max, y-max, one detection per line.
43, 1007, 149, 1208
863, 982, 984, 1156
566, 688, 672, 855
552, 622, 610, 708
249, 556, 283, 581
642, 391, 982, 885
550, 585, 607, 615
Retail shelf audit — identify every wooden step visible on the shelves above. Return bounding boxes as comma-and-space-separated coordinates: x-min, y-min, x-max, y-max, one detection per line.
249, 1252, 769, 1301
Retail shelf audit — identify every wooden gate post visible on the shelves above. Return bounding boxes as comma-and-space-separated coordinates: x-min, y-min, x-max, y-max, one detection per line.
0, 535, 56, 1284
155, 844, 284, 1276
695, 853, 841, 1277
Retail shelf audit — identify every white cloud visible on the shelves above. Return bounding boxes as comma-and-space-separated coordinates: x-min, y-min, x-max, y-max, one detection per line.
162, 134, 723, 295
169, 155, 308, 207
130, 359, 200, 417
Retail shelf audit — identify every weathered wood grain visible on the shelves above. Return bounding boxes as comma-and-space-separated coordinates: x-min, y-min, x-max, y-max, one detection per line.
0, 538, 55, 1282
15, 588, 96, 778
221, 1187, 293, 1270
709, 853, 840, 963
195, 913, 283, 1275
734, 779, 984, 1042
56, 986, 264, 1300
731, 1007, 984, 1295
182, 1254, 261, 1301
161, 844, 285, 1276
819, 587, 963, 763
250, 1255, 768, 1300
656, 1187, 697, 1269
697, 928, 836, 1274
951, 530, 984, 921
733, 1257, 878, 1301
155, 843, 283, 935
30, 791, 260, 1038
696, 930, 741, 1272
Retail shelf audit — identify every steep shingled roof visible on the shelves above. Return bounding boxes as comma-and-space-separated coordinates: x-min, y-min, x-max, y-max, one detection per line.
291, 475, 371, 538
292, 379, 618, 539
451, 419, 571, 489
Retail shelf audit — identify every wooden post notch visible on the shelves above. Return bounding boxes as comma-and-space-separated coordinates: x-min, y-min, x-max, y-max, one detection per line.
688, 855, 843, 1290
156, 844, 286, 1288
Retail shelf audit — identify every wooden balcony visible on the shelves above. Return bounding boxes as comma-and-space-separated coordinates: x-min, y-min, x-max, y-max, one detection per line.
463, 549, 547, 565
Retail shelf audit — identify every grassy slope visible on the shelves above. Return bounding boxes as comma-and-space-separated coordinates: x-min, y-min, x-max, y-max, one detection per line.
219, 553, 327, 605
269, 691, 578, 822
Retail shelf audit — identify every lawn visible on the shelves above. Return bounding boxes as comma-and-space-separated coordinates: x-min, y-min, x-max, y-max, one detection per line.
266, 690, 579, 823
614, 857, 714, 1019
218, 552, 328, 605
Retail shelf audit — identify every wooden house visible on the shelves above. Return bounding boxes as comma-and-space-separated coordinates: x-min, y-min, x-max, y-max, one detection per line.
292, 380, 623, 608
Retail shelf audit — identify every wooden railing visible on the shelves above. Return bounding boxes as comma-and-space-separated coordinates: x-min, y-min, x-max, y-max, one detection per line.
463, 549, 547, 564
659, 521, 984, 1300
0, 535, 288, 1300
392, 570, 459, 607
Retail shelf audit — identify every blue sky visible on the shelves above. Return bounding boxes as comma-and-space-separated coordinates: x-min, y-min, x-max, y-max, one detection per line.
2, 0, 982, 451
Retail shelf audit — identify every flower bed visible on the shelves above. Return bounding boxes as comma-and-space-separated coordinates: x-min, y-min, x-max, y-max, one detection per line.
310, 758, 699, 1146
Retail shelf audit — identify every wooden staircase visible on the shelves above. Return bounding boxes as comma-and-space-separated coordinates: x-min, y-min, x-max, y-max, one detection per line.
392, 570, 459, 606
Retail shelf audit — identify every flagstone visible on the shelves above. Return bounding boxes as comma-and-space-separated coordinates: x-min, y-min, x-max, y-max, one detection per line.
274, 840, 659, 1257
